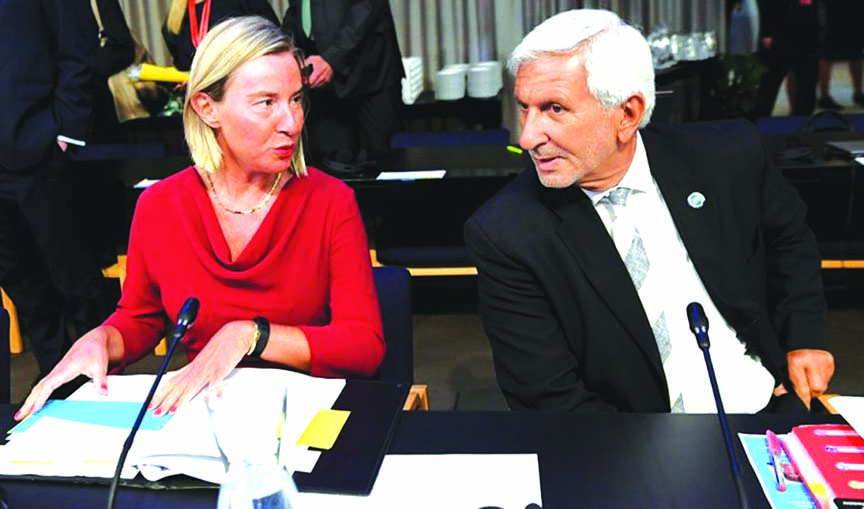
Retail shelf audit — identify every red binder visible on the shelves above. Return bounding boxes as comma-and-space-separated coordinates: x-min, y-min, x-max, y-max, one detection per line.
781, 424, 864, 508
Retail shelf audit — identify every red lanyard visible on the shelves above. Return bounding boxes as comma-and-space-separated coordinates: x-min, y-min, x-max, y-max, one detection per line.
188, 0, 212, 48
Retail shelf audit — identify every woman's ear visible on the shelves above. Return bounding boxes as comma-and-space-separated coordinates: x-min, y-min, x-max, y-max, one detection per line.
190, 92, 220, 128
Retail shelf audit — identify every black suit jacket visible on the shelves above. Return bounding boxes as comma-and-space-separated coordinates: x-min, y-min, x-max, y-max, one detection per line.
281, 0, 404, 98
464, 119, 827, 413
0, 0, 98, 171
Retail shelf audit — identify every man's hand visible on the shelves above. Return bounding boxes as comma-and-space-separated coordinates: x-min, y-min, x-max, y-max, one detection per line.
787, 349, 835, 409
305, 55, 333, 88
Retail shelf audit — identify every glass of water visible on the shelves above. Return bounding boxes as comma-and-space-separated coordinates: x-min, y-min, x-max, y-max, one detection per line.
217, 458, 298, 509
206, 383, 298, 508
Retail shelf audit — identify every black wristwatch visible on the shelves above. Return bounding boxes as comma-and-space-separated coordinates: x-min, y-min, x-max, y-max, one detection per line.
249, 316, 270, 357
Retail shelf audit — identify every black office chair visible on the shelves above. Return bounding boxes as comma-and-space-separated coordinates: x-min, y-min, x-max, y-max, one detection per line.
372, 266, 413, 384
0, 309, 10, 404
371, 266, 428, 409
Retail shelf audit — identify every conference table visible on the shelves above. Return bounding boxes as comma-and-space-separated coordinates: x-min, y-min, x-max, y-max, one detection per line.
0, 393, 844, 508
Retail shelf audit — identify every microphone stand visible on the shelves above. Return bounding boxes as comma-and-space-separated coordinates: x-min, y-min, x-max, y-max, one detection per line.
106, 297, 199, 509
687, 303, 750, 509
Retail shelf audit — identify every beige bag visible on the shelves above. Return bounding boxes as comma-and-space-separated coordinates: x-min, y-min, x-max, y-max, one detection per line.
106, 43, 158, 122
92, 0, 165, 122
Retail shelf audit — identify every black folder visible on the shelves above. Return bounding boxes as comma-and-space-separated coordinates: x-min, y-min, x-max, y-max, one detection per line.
293, 380, 410, 495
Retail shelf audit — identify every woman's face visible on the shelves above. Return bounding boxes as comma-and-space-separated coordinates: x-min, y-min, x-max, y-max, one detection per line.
207, 52, 304, 177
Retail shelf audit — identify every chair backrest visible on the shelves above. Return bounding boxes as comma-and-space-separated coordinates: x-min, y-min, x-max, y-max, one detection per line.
0, 309, 10, 404
371, 266, 414, 384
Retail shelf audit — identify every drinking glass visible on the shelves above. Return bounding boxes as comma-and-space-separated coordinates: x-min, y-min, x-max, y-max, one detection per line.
216, 458, 298, 509
205, 384, 298, 508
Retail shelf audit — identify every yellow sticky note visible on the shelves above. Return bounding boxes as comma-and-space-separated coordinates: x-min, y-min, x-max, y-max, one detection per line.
296, 409, 350, 450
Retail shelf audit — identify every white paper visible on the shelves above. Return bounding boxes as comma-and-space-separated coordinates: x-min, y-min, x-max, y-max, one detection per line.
376, 170, 446, 181
0, 368, 345, 483
826, 395, 864, 439
133, 178, 160, 188
292, 454, 542, 509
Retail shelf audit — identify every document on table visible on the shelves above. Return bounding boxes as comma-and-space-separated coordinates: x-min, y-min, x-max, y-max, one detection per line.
826, 395, 864, 438
294, 453, 543, 509
739, 433, 818, 509
0, 368, 345, 484
376, 170, 446, 180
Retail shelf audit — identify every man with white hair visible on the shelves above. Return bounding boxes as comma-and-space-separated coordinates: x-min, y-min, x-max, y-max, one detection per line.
464, 9, 834, 413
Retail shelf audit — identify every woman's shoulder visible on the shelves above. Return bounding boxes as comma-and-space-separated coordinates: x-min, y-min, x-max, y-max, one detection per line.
137, 166, 201, 208
299, 166, 355, 197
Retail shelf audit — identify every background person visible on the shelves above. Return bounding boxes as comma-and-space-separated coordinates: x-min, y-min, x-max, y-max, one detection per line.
18, 16, 384, 421
754, 0, 821, 117
464, 8, 833, 414
815, 0, 864, 110
0, 0, 119, 389
162, 0, 280, 72
281, 0, 404, 170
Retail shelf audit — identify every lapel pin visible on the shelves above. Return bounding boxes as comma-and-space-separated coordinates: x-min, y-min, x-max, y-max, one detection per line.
687, 192, 705, 209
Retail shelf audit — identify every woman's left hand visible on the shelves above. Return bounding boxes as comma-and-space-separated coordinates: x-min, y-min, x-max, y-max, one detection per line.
149, 320, 256, 415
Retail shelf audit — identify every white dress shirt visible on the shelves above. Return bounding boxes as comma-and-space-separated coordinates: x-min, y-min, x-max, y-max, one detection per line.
583, 133, 774, 413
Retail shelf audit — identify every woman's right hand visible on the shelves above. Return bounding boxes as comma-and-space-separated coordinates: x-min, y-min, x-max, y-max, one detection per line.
14, 325, 120, 421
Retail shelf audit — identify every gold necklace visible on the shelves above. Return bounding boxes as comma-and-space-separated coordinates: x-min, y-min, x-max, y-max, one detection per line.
204, 170, 284, 215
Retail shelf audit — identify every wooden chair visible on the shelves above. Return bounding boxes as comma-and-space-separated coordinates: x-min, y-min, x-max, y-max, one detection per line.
103, 255, 167, 355
0, 289, 22, 355
817, 394, 840, 414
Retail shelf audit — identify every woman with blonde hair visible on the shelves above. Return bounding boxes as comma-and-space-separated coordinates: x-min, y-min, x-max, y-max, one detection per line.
17, 16, 385, 420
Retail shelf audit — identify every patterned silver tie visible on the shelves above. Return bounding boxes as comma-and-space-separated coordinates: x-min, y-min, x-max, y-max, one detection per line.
600, 188, 683, 412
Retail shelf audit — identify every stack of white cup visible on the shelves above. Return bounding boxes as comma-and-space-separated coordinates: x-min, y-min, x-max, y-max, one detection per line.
467, 61, 503, 98
434, 64, 469, 100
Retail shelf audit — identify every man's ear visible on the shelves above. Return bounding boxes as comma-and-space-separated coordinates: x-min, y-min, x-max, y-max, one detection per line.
190, 92, 220, 128
617, 94, 645, 143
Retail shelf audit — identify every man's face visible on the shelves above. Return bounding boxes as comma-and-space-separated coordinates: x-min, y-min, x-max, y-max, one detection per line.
514, 52, 626, 190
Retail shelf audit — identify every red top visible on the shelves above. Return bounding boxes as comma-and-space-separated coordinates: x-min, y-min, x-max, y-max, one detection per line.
104, 166, 384, 378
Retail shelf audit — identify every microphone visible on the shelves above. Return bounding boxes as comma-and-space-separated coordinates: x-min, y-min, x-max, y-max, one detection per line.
686, 302, 749, 509
106, 297, 200, 509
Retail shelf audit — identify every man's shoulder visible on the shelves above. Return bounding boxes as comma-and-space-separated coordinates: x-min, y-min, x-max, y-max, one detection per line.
644, 118, 762, 147
641, 119, 764, 166
644, 118, 760, 143
468, 169, 541, 223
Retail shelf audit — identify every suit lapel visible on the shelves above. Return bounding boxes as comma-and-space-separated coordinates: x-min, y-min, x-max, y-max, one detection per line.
642, 129, 723, 278
544, 187, 665, 377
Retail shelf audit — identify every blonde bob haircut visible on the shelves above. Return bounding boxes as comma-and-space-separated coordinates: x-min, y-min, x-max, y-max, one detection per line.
183, 15, 308, 177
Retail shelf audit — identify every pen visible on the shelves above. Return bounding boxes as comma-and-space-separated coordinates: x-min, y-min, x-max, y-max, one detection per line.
766, 429, 787, 492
